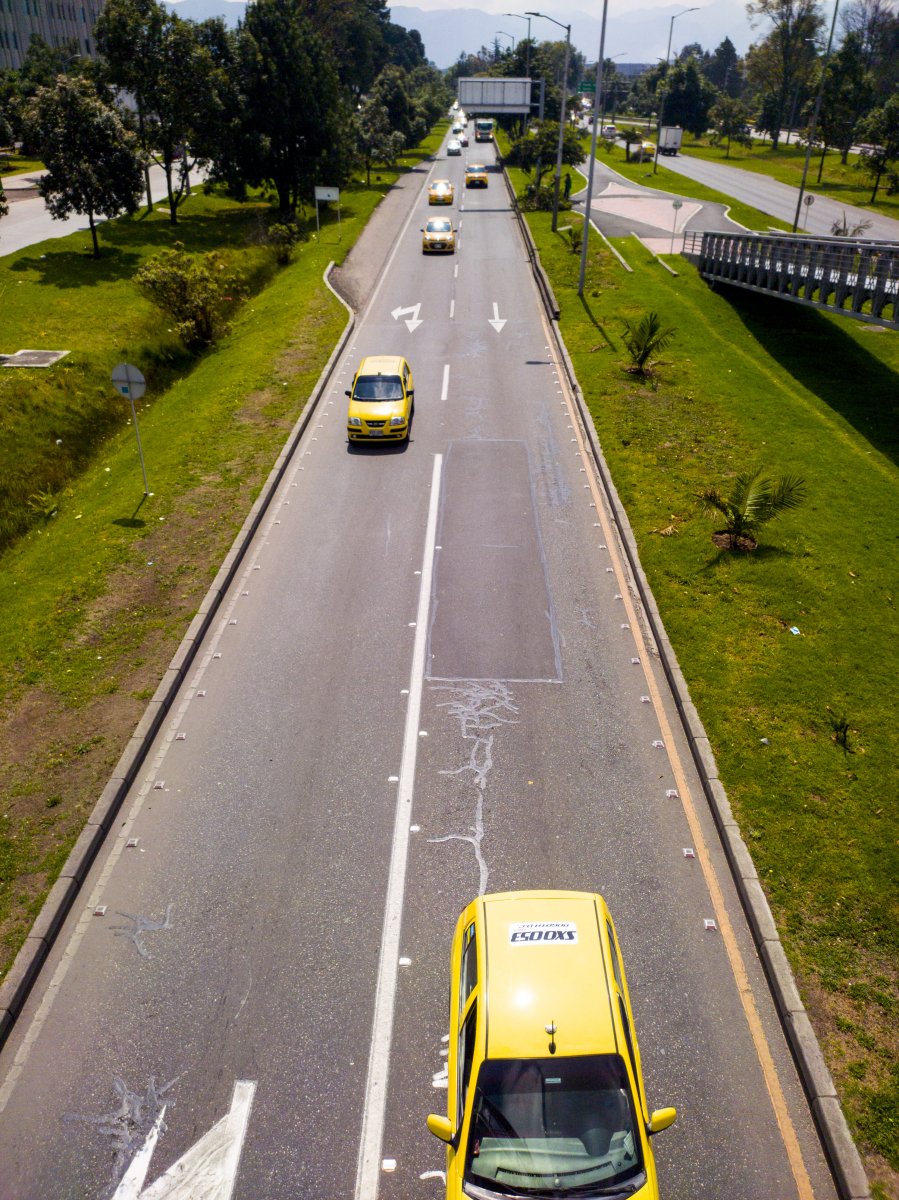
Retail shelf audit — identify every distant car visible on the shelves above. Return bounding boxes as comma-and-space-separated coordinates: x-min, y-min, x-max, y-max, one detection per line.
464, 163, 488, 188
421, 216, 456, 254
427, 891, 677, 1200
452, 122, 464, 134
602, 124, 618, 138
446, 139, 462, 156
345, 355, 414, 443
428, 178, 455, 205
459, 132, 469, 147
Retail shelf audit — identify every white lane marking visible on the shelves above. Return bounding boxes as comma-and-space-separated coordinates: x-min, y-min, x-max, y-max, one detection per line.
114, 1080, 256, 1199
449, 299, 455, 320
454, 264, 458, 279
488, 302, 507, 334
391, 303, 422, 332
441, 365, 450, 402
354, 454, 443, 1200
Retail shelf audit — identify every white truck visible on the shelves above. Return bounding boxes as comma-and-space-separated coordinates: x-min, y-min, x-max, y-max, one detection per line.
659, 126, 683, 156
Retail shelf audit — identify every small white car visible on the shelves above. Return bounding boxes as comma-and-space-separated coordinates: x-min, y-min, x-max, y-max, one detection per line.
446, 139, 462, 156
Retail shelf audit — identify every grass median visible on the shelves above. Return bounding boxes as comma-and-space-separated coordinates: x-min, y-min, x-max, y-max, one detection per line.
0, 123, 446, 983
503, 148, 898, 1194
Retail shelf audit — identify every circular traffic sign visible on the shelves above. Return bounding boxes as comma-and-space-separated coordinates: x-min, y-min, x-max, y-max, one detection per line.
112, 362, 146, 401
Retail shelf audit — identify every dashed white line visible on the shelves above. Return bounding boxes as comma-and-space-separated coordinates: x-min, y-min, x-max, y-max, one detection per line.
441, 365, 450, 402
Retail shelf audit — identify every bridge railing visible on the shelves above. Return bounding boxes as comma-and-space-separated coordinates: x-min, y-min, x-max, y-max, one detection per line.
683, 230, 899, 330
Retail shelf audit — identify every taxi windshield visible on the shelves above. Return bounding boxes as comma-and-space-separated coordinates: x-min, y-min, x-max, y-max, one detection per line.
464, 1055, 645, 1197
353, 375, 403, 401
427, 220, 452, 232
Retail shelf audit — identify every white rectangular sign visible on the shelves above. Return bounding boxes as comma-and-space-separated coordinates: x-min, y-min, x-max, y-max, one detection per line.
314, 186, 340, 202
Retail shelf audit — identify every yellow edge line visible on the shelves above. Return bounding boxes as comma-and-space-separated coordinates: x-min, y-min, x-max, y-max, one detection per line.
547, 324, 815, 1200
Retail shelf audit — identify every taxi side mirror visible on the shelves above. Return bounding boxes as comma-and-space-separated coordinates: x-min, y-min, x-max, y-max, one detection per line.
648, 1107, 677, 1135
344, 389, 351, 397
427, 1114, 454, 1143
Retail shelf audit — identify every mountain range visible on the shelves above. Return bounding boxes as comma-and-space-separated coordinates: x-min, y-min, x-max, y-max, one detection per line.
160, 1, 759, 71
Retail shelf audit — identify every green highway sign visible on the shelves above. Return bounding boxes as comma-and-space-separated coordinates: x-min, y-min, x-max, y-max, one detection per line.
578, 81, 595, 93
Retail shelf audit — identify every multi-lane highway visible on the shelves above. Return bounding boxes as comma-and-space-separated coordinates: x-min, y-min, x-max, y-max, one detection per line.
0, 129, 840, 1199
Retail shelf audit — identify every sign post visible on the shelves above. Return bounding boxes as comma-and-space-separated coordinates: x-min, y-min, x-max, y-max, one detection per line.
670, 198, 683, 254
313, 185, 341, 236
111, 363, 150, 496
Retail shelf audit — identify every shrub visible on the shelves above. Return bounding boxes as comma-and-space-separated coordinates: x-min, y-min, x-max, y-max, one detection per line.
134, 243, 246, 351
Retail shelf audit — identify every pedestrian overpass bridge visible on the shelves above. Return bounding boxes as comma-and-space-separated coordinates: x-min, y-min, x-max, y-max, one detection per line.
683, 231, 899, 330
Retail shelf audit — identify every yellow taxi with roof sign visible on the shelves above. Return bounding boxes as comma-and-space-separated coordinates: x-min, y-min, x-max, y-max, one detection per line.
429, 179, 455, 205
427, 890, 676, 1199
345, 354, 414, 443
464, 163, 488, 188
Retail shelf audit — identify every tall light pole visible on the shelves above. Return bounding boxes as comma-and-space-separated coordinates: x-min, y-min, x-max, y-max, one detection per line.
505, 11, 533, 130
792, 0, 840, 233
652, 7, 698, 175
504, 11, 532, 78
577, 0, 611, 297
495, 30, 516, 55
527, 10, 571, 231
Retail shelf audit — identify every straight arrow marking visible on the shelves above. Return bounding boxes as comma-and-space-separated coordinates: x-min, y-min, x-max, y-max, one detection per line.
114, 1080, 256, 1200
488, 302, 506, 333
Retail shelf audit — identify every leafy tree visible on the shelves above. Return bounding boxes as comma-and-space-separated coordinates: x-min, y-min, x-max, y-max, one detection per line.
661, 57, 717, 137
370, 65, 417, 145
855, 93, 899, 202
841, 0, 899, 102
238, 0, 350, 215
620, 312, 676, 376
506, 122, 585, 190
745, 0, 823, 149
95, 0, 166, 209
808, 32, 873, 177
705, 36, 743, 97
135, 243, 246, 350
353, 96, 394, 186
709, 96, 754, 156
699, 469, 807, 550
26, 76, 143, 258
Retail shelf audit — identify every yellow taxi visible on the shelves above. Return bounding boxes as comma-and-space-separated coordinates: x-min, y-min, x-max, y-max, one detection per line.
345, 355, 414, 443
427, 891, 676, 1199
464, 163, 488, 188
422, 217, 456, 254
429, 178, 455, 205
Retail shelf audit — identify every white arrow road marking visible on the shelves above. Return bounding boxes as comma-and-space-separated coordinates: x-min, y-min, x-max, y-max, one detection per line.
391, 303, 423, 332
488, 302, 506, 334
113, 1080, 256, 1200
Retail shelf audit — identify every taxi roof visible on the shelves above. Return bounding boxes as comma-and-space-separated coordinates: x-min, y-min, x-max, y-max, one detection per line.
480, 891, 618, 1060
356, 355, 406, 375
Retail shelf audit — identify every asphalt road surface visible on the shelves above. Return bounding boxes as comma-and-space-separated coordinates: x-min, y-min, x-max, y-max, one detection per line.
0, 132, 841, 1200
650, 150, 899, 241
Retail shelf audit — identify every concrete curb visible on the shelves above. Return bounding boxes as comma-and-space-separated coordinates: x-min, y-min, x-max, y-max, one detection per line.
0, 263, 355, 1046
503, 161, 871, 1200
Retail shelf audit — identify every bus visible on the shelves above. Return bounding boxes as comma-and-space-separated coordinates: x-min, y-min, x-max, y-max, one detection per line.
475, 119, 495, 142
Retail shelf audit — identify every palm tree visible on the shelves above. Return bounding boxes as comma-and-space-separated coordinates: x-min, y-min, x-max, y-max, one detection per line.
699, 469, 807, 550
620, 311, 676, 375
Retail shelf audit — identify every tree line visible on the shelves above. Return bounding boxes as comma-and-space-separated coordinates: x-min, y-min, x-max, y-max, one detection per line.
0, 0, 452, 254
453, 0, 899, 202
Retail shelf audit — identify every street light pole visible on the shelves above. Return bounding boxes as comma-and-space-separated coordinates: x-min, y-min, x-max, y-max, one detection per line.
505, 11, 533, 129
496, 30, 516, 55
527, 10, 571, 231
577, 0, 611, 297
792, 0, 840, 233
652, 7, 698, 175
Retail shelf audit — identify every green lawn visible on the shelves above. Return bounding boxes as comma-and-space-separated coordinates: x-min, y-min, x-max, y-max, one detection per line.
503, 144, 899, 1192
0, 121, 449, 974
0, 155, 43, 177
680, 135, 899, 222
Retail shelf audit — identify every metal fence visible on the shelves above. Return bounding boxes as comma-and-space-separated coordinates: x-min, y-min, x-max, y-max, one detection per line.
682, 231, 899, 330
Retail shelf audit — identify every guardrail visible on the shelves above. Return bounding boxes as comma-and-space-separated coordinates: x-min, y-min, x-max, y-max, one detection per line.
683, 230, 899, 330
